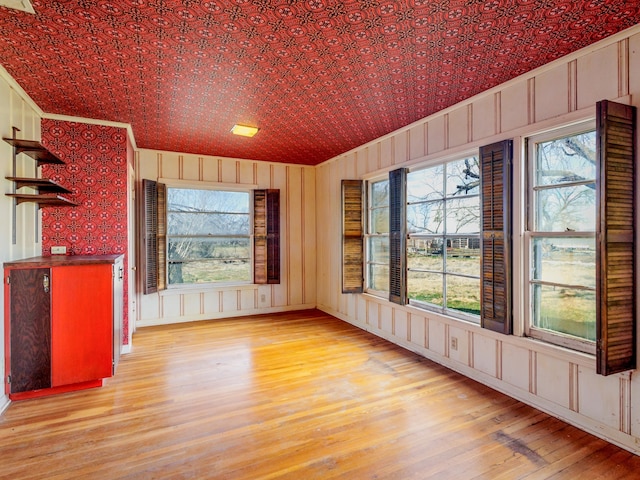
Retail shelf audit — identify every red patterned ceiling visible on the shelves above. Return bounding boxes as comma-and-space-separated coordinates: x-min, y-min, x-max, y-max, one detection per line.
1, 1, 639, 165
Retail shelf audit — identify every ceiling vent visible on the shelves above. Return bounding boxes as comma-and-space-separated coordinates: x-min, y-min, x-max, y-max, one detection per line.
0, 0, 35, 14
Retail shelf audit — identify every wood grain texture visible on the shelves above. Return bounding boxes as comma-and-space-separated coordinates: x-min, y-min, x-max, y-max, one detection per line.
1, 309, 639, 479
8, 267, 51, 394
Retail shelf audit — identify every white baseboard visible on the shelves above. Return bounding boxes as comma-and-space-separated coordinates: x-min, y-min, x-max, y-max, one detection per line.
0, 394, 10, 416
135, 303, 318, 328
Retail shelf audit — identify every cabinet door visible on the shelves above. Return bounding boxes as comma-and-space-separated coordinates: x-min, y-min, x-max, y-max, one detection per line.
8, 268, 52, 394
51, 264, 113, 386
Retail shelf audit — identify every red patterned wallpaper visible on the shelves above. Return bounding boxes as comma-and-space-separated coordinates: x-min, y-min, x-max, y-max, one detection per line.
40, 119, 130, 346
0, 1, 639, 165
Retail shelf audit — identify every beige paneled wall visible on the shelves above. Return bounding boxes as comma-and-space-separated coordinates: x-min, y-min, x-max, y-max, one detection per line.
136, 149, 316, 327
316, 26, 640, 454
0, 70, 44, 414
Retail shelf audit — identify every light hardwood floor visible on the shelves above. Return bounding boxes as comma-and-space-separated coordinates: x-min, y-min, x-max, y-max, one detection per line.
1, 309, 639, 479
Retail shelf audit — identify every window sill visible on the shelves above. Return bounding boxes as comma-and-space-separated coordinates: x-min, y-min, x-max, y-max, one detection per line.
160, 282, 257, 295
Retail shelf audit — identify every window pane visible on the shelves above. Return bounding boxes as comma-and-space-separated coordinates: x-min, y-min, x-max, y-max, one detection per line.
446, 242, 480, 277
168, 189, 250, 213
408, 237, 443, 272
446, 157, 480, 197
535, 131, 596, 187
370, 180, 389, 208
368, 264, 389, 292
408, 271, 443, 306
535, 185, 596, 232
407, 200, 444, 234
370, 207, 389, 234
531, 237, 595, 287
445, 197, 480, 234
446, 275, 480, 316
169, 258, 250, 284
168, 212, 249, 235
368, 236, 389, 264
532, 284, 596, 341
168, 237, 250, 261
407, 166, 444, 202
166, 187, 251, 286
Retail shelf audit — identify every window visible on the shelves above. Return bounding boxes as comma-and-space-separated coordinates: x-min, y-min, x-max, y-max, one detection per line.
141, 182, 280, 292
527, 124, 597, 353
406, 156, 481, 319
166, 188, 251, 285
366, 178, 390, 296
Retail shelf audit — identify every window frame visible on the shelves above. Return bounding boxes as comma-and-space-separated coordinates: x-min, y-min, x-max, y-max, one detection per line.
365, 175, 390, 298
406, 153, 482, 323
164, 182, 254, 289
524, 120, 597, 354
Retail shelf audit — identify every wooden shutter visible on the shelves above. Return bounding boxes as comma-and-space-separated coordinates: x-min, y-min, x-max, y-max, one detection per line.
141, 179, 158, 294
254, 189, 280, 284
480, 140, 513, 334
389, 168, 407, 305
342, 180, 364, 293
141, 179, 166, 294
157, 182, 167, 291
596, 100, 636, 375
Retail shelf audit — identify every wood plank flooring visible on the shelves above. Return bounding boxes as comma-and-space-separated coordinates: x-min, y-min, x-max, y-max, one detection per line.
1, 309, 639, 479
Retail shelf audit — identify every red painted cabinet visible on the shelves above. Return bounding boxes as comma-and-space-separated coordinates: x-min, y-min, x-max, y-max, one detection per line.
4, 255, 123, 400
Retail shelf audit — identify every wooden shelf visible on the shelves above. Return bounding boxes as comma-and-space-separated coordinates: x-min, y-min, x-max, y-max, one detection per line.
3, 138, 64, 165
6, 177, 73, 194
6, 193, 79, 207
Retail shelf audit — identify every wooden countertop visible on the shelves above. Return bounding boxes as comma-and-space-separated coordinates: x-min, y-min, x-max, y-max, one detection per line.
4, 254, 124, 268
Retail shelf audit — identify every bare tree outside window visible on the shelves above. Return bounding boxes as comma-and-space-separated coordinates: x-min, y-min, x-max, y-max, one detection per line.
407, 156, 481, 317
529, 128, 597, 347
167, 188, 251, 285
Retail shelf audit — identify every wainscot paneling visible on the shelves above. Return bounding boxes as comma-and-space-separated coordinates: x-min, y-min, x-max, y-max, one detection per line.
316, 26, 640, 455
135, 149, 316, 327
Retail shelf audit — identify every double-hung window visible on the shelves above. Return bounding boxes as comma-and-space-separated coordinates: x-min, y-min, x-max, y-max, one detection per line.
406, 157, 481, 319
166, 188, 251, 285
366, 178, 390, 296
142, 180, 279, 293
526, 123, 597, 353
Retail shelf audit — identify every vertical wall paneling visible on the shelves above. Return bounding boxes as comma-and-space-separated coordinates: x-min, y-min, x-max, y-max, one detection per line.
136, 149, 315, 327
527, 77, 536, 125
619, 38, 630, 98
577, 44, 619, 110
288, 166, 304, 306
315, 27, 640, 455
568, 363, 578, 412
501, 83, 528, 131
494, 92, 502, 135
529, 351, 537, 396
568, 60, 578, 112
303, 167, 316, 305
621, 375, 631, 434
447, 108, 467, 148
379, 137, 393, 169
427, 115, 445, 155
535, 64, 569, 120
394, 130, 409, 165
472, 95, 495, 142
408, 123, 425, 160
629, 33, 640, 99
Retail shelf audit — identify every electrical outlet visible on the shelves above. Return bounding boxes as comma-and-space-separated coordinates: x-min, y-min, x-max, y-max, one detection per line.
451, 336, 458, 351
260, 294, 266, 303
51, 246, 67, 255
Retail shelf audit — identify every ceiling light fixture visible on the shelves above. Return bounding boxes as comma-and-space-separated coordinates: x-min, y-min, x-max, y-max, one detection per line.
231, 124, 259, 137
